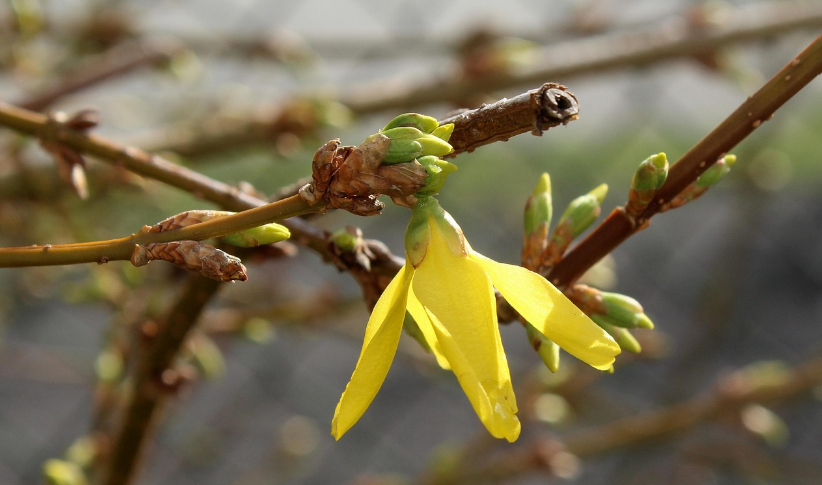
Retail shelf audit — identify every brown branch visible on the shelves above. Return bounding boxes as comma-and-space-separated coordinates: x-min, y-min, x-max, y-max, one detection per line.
144, 0, 822, 157
0, 83, 576, 300
97, 275, 222, 485
419, 355, 822, 485
548, 33, 822, 289
16, 38, 182, 112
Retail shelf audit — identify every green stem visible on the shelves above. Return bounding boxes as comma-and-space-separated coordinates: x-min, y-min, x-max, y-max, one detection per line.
0, 195, 319, 267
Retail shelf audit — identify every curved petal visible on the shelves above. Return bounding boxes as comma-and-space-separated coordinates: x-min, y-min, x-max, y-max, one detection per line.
412, 220, 519, 441
407, 287, 451, 370
471, 252, 620, 370
422, 307, 520, 442
332, 265, 413, 439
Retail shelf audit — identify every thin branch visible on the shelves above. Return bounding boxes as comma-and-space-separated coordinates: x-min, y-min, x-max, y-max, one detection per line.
0, 194, 315, 267
548, 33, 822, 289
97, 275, 222, 485
144, 0, 822, 157
16, 38, 182, 112
419, 355, 822, 485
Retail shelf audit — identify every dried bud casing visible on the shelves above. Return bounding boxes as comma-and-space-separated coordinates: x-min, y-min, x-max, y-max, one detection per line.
131, 241, 247, 282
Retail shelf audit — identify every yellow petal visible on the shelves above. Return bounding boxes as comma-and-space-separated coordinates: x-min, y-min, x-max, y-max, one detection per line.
412, 219, 520, 441
331, 265, 413, 439
470, 252, 620, 370
422, 307, 521, 442
407, 286, 451, 370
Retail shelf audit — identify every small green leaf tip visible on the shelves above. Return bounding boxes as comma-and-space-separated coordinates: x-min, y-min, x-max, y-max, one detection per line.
417, 155, 458, 196
524, 173, 553, 236
526, 322, 560, 372
220, 223, 290, 247
383, 139, 424, 164
330, 228, 359, 252
696, 154, 736, 188
381, 113, 439, 133
431, 123, 454, 142
589, 183, 608, 204
416, 134, 454, 157
592, 317, 642, 354
598, 291, 655, 330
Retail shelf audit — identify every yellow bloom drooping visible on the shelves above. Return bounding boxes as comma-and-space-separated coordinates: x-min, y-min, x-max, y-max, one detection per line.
332, 197, 620, 442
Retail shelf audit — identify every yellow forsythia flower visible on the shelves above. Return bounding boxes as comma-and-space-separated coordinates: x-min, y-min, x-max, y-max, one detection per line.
332, 197, 620, 442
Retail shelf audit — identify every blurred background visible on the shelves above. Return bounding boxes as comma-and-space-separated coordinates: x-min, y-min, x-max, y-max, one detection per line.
2, 0, 822, 484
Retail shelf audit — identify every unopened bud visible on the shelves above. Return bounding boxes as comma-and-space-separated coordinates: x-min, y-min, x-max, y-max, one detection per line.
559, 183, 607, 238
628, 153, 668, 215
43, 459, 87, 485
416, 155, 458, 196
382, 113, 440, 133
383, 139, 424, 164
381, 126, 425, 140
330, 227, 359, 252
430, 123, 454, 142
600, 292, 655, 329
219, 222, 291, 247
416, 134, 454, 157
524, 173, 553, 236
526, 322, 560, 372
592, 316, 642, 354
696, 154, 736, 188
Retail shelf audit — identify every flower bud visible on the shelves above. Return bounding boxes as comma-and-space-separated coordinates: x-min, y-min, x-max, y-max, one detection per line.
526, 321, 560, 372
628, 153, 668, 214
430, 123, 454, 142
381, 126, 425, 140
416, 134, 455, 157
545, 184, 607, 263
383, 139, 424, 164
219, 222, 291, 247
330, 227, 359, 252
600, 292, 655, 329
524, 173, 553, 236
591, 316, 642, 354
416, 155, 458, 196
43, 459, 87, 485
696, 154, 736, 188
381, 113, 440, 133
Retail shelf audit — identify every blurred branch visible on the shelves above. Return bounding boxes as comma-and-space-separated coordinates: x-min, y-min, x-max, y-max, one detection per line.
97, 275, 222, 485
15, 38, 183, 112
419, 355, 822, 485
548, 33, 822, 288
145, 0, 822, 157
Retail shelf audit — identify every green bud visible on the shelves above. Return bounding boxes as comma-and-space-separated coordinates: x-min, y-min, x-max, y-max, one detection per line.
696, 154, 736, 188
592, 316, 642, 354
381, 126, 425, 140
526, 322, 560, 372
330, 228, 359, 252
95, 349, 123, 383
219, 222, 290, 247
383, 139, 424, 164
65, 436, 97, 468
558, 183, 608, 238
600, 292, 654, 329
416, 134, 454, 157
43, 459, 88, 485
405, 199, 433, 267
524, 173, 552, 236
382, 113, 439, 133
416, 155, 458, 196
430, 123, 454, 142
632, 153, 668, 192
